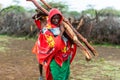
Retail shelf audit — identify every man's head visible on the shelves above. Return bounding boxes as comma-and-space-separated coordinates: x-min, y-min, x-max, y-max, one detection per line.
48, 8, 63, 27
51, 14, 61, 25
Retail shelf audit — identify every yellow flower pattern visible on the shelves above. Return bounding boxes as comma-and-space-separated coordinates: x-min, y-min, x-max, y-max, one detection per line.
61, 47, 67, 53
46, 24, 51, 29
45, 34, 55, 48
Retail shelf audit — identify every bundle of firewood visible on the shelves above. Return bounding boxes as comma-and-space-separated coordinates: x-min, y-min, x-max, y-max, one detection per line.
27, 0, 98, 60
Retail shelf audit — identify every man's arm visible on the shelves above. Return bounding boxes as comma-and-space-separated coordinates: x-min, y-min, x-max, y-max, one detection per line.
59, 23, 65, 37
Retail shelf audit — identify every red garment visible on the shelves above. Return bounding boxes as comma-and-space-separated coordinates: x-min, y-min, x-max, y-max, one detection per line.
32, 8, 77, 80
70, 44, 77, 63
34, 20, 41, 29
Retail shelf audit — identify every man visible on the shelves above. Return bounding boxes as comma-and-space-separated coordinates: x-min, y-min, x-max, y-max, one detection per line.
34, 8, 77, 80
28, 0, 77, 79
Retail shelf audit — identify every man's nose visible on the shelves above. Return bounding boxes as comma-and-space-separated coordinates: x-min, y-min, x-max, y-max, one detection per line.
55, 19, 59, 22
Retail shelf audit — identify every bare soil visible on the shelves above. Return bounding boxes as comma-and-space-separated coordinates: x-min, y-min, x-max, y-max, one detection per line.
0, 36, 120, 80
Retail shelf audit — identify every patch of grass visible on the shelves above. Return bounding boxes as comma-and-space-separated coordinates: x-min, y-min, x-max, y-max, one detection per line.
0, 35, 9, 42
94, 43, 120, 48
0, 35, 10, 52
0, 47, 7, 52
71, 57, 120, 80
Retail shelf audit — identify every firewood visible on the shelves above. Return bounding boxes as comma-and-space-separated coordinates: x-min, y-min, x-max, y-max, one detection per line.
26, 0, 98, 60
39, 0, 98, 57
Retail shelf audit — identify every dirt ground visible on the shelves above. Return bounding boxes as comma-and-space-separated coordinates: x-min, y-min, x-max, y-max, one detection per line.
0, 36, 120, 80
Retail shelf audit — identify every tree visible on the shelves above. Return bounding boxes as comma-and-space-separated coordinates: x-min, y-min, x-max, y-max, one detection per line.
67, 11, 80, 18
41, 1, 69, 13
0, 5, 26, 14
81, 9, 96, 18
0, 3, 2, 10
0, 5, 34, 36
99, 7, 120, 17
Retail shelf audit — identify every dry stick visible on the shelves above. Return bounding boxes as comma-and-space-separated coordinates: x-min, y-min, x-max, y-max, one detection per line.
62, 21, 92, 59
76, 18, 84, 30
27, 0, 92, 59
64, 16, 98, 56
40, 0, 98, 57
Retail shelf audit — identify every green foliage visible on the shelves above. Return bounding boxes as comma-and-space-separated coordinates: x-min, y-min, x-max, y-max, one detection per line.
40, 1, 81, 18
0, 5, 26, 14
79, 7, 120, 17
41, 1, 68, 13
0, 3, 2, 10
67, 11, 80, 18
49, 1, 68, 13
99, 7, 120, 17
81, 9, 96, 17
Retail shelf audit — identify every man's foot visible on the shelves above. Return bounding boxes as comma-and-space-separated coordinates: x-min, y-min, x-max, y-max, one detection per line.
39, 76, 43, 80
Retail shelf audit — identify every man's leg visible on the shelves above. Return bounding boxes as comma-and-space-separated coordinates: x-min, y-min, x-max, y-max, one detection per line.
38, 64, 43, 80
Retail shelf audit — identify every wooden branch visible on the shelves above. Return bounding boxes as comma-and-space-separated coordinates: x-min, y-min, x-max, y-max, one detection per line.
65, 19, 98, 56
76, 18, 84, 30
62, 21, 92, 60
40, 0, 52, 9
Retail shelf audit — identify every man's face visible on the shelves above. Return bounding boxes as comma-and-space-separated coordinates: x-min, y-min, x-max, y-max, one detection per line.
51, 14, 61, 25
